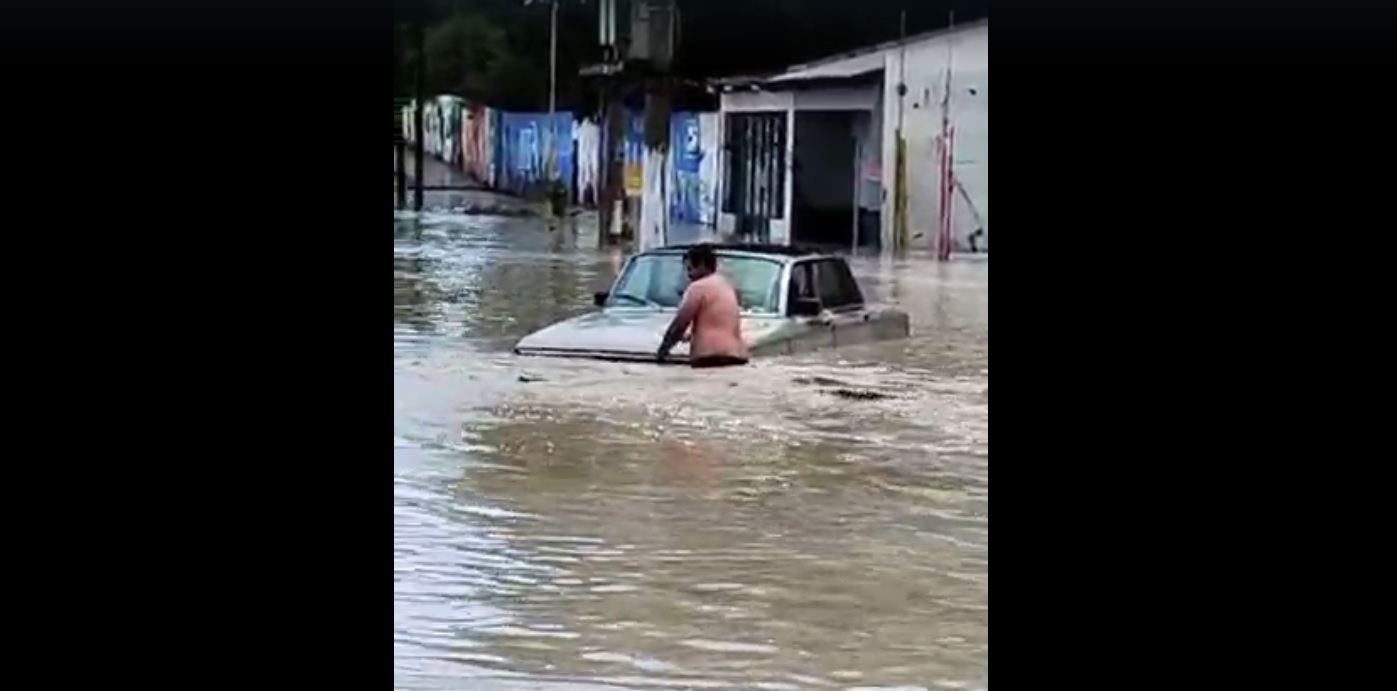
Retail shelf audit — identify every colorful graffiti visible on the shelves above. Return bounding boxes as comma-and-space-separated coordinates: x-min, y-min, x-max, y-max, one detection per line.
495, 112, 575, 196
668, 112, 720, 226
462, 105, 496, 187
402, 100, 721, 226
623, 115, 645, 198
436, 96, 463, 167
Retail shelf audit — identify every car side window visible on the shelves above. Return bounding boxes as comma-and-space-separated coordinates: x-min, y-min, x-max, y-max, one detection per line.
814, 259, 863, 309
787, 261, 816, 314
833, 260, 864, 306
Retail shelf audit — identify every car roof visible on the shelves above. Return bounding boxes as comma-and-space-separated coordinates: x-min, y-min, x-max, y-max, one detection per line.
648, 243, 837, 263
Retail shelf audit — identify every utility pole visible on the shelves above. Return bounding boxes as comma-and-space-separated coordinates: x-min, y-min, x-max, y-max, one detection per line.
892, 9, 909, 253
936, 9, 957, 262
639, 73, 672, 251
601, 81, 625, 243
546, 0, 559, 182
594, 0, 623, 246
412, 16, 426, 212
636, 0, 676, 251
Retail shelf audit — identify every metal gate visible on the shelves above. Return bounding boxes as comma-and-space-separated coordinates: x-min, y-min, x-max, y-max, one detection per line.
722, 112, 786, 242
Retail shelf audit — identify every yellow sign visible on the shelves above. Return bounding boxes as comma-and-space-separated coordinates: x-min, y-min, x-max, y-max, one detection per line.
624, 161, 643, 197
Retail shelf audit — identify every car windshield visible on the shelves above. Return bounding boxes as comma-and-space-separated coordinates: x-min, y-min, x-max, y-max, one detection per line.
607, 252, 784, 314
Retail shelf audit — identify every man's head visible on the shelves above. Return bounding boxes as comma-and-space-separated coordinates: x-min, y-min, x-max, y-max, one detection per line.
683, 244, 718, 281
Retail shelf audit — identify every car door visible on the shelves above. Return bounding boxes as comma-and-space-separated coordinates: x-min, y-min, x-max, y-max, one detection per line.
812, 259, 872, 347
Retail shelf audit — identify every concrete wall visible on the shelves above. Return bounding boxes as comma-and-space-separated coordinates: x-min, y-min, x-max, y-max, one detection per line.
882, 23, 989, 252
793, 86, 879, 111
854, 93, 883, 211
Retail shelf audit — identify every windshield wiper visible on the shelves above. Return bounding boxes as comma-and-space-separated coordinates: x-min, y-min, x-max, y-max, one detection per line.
609, 293, 658, 307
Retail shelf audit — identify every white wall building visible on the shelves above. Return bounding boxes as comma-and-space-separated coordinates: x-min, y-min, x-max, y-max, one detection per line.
715, 20, 988, 254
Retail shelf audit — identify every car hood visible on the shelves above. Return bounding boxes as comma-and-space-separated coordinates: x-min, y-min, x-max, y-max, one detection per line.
514, 309, 788, 361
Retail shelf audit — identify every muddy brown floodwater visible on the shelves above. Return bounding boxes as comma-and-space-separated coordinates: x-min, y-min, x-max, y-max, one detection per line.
394, 200, 988, 691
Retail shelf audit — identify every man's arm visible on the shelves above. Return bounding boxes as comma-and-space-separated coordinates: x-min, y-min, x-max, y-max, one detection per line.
658, 285, 702, 359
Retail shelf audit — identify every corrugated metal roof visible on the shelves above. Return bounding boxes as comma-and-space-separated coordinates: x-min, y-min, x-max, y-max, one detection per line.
783, 18, 988, 74
714, 17, 988, 90
764, 51, 886, 84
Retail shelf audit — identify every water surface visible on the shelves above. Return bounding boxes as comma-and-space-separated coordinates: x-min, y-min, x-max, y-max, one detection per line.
394, 202, 988, 690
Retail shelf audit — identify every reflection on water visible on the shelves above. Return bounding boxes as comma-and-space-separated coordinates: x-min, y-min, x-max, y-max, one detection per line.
394, 206, 988, 690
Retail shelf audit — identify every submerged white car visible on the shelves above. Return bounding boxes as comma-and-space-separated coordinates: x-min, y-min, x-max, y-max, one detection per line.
514, 244, 911, 363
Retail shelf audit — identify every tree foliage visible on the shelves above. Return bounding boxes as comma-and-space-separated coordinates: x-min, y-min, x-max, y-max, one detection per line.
393, 0, 988, 109
423, 14, 507, 99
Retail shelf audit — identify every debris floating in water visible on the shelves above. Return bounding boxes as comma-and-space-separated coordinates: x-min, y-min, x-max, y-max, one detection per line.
829, 388, 893, 401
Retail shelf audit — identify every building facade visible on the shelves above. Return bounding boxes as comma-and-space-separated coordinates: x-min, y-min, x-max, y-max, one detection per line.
715, 20, 988, 255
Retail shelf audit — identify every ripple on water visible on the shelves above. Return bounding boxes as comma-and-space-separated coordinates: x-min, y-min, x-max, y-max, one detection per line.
395, 210, 987, 690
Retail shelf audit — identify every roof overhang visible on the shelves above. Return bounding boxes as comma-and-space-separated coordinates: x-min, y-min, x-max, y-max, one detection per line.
765, 51, 886, 84
711, 53, 884, 92
713, 69, 883, 93
711, 17, 987, 92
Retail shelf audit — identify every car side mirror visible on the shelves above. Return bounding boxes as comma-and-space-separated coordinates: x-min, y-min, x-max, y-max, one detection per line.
593, 291, 609, 307
790, 297, 821, 317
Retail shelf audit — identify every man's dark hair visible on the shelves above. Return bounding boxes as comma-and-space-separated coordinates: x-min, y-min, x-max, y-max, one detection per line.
684, 244, 718, 271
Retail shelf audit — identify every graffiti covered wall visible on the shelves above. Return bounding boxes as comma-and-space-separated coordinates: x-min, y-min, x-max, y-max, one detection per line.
574, 119, 600, 206
401, 100, 724, 228
462, 105, 497, 187
436, 96, 464, 167
669, 112, 721, 226
496, 112, 576, 197
623, 114, 645, 199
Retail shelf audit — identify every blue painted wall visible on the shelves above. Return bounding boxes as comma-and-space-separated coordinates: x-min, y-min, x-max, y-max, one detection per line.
495, 112, 575, 196
669, 112, 704, 224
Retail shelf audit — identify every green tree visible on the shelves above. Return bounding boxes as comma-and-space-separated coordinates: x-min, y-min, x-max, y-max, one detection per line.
485, 52, 546, 111
394, 0, 988, 108
424, 13, 509, 98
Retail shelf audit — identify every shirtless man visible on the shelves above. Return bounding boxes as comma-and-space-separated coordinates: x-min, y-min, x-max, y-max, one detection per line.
656, 244, 750, 368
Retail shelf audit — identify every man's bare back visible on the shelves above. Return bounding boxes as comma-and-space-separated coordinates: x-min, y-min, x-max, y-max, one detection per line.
680, 273, 748, 361
657, 245, 750, 368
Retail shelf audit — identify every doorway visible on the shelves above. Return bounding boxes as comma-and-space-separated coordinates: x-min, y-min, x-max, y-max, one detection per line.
791, 110, 861, 249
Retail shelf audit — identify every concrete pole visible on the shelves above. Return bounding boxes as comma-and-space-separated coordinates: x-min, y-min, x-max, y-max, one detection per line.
546, 0, 559, 182
595, 0, 623, 245
599, 86, 624, 246
637, 0, 676, 251
892, 9, 908, 253
639, 76, 672, 251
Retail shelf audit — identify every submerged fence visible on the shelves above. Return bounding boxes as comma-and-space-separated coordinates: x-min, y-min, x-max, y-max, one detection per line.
402, 97, 722, 228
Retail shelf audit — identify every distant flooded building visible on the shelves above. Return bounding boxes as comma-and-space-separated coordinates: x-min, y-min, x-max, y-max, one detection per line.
715, 20, 988, 254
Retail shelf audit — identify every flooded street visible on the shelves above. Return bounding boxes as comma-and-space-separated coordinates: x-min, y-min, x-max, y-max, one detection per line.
394, 197, 988, 690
